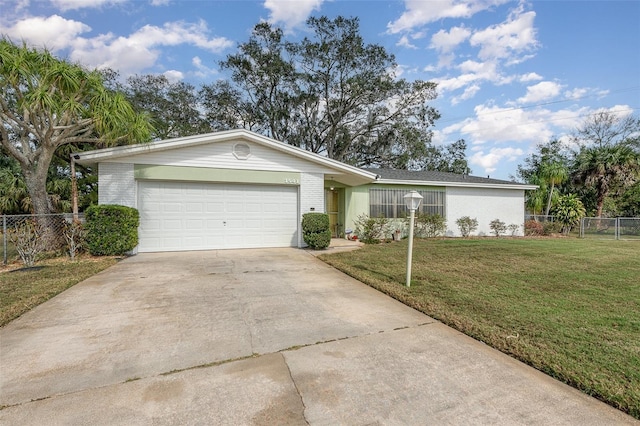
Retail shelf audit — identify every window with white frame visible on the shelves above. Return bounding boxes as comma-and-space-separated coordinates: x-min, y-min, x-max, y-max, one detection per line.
369, 188, 445, 218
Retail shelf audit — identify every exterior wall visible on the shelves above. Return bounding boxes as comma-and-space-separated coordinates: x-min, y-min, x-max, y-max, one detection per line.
344, 183, 444, 236
98, 162, 136, 207
299, 172, 325, 247
343, 184, 527, 238
300, 172, 325, 214
344, 186, 370, 233
446, 187, 526, 236
104, 139, 335, 175
134, 165, 300, 186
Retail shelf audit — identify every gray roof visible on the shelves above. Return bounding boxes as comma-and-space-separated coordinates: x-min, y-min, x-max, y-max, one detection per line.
362, 168, 525, 186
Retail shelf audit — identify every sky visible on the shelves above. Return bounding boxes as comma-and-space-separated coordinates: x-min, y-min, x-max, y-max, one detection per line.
1, 0, 639, 180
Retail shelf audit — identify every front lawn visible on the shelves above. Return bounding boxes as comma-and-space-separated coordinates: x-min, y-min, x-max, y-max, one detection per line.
319, 238, 640, 419
0, 256, 119, 327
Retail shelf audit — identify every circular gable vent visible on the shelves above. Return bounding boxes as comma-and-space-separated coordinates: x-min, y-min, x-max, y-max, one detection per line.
233, 142, 251, 160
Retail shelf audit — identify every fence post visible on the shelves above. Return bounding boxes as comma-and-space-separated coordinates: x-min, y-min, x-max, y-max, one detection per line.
3, 215, 6, 265
579, 217, 584, 238
616, 217, 619, 240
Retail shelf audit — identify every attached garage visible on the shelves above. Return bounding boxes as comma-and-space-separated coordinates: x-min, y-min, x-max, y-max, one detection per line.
74, 129, 376, 253
137, 181, 298, 252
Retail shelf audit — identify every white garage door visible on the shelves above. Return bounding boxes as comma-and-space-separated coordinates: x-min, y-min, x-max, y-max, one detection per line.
137, 181, 298, 252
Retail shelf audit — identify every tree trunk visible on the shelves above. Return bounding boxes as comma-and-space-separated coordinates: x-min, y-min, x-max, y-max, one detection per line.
544, 182, 555, 216
595, 196, 605, 219
23, 169, 52, 215
20, 146, 65, 250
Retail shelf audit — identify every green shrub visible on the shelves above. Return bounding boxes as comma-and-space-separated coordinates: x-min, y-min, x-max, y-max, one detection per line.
456, 216, 478, 237
414, 213, 446, 238
85, 204, 139, 255
354, 214, 390, 244
302, 212, 331, 250
489, 219, 507, 237
552, 194, 586, 235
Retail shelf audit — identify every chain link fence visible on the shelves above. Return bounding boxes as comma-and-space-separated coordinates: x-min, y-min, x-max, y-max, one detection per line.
580, 217, 640, 240
1, 213, 85, 265
525, 214, 554, 223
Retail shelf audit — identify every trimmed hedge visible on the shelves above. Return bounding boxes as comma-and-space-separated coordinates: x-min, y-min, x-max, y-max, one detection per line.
85, 204, 139, 255
302, 212, 331, 250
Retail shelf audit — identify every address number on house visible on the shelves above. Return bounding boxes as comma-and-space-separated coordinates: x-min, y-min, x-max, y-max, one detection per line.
284, 178, 300, 184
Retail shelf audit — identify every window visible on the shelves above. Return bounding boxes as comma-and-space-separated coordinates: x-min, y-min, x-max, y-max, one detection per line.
369, 188, 445, 218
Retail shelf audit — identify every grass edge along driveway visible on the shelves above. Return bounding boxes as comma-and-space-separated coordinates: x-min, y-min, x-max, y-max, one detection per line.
319, 238, 640, 419
0, 256, 119, 327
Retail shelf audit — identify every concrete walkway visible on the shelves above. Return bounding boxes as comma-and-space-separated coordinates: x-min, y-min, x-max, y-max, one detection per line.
0, 248, 636, 425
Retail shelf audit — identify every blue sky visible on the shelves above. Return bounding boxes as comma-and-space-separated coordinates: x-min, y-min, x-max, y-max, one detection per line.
2, 0, 639, 180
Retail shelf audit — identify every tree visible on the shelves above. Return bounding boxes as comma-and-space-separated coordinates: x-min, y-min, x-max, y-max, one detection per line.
573, 144, 640, 217
203, 17, 442, 168
124, 74, 209, 140
421, 139, 470, 174
573, 111, 640, 148
540, 161, 568, 216
515, 139, 571, 216
0, 39, 152, 216
618, 182, 640, 216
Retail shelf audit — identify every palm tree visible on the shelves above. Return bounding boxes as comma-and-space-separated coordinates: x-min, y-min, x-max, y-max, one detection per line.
574, 144, 640, 217
525, 174, 547, 216
0, 39, 152, 217
540, 161, 568, 216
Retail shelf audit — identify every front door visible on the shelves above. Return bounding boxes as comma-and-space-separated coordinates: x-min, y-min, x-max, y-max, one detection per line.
326, 189, 340, 238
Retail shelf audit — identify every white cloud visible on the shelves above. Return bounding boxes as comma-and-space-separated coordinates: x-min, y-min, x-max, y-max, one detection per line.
387, 0, 510, 34
191, 56, 218, 78
397, 35, 417, 49
470, 147, 524, 174
563, 87, 609, 101
50, 0, 126, 11
67, 20, 233, 74
517, 81, 562, 104
150, 0, 170, 5
451, 83, 481, 104
436, 72, 482, 92
163, 69, 184, 82
1, 15, 90, 51
469, 7, 538, 61
520, 72, 543, 82
435, 60, 509, 95
263, 0, 324, 31
430, 26, 471, 52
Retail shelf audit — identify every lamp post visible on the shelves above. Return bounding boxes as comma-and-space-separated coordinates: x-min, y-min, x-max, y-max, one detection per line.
404, 190, 423, 287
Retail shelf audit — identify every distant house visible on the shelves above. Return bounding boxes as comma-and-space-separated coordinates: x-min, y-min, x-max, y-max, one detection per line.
75, 129, 537, 252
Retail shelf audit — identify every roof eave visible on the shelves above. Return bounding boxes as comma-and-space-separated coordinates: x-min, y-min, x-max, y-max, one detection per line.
73, 129, 377, 183
374, 178, 538, 190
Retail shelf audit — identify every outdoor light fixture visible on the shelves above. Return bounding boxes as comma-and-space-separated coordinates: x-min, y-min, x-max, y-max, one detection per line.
404, 190, 423, 287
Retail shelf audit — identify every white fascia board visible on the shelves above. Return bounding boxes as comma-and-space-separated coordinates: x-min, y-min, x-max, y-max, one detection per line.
374, 179, 538, 191
73, 129, 377, 182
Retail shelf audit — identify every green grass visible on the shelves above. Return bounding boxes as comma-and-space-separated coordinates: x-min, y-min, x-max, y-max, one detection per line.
319, 238, 640, 418
0, 256, 119, 327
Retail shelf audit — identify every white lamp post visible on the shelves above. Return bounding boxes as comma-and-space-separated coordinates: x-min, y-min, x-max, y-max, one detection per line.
404, 190, 423, 287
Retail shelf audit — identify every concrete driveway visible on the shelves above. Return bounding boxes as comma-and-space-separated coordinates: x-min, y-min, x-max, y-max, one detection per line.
0, 248, 636, 425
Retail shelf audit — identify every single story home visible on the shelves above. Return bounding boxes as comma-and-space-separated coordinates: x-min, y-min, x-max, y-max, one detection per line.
74, 129, 537, 252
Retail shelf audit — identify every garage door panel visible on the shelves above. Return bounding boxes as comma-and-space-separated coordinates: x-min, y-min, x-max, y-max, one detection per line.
138, 181, 298, 252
